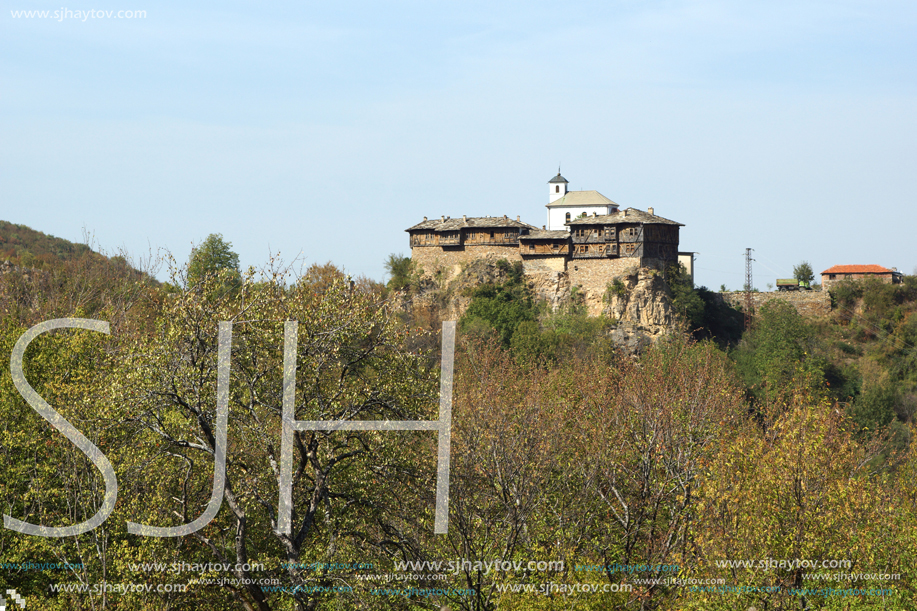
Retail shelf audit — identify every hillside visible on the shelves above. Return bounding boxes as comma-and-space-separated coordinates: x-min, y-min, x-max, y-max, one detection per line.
0, 220, 95, 268
0, 220, 157, 324
386, 250, 917, 443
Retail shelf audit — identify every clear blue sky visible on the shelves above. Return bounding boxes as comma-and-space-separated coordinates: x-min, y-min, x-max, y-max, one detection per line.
2, 0, 915, 289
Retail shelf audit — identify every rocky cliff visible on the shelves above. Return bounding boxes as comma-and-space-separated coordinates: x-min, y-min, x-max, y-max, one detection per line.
399, 259, 681, 353
602, 268, 681, 353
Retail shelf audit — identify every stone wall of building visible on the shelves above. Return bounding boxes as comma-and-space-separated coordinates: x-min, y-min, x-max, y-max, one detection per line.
719, 290, 831, 318
522, 256, 572, 311
821, 273, 896, 291
521, 256, 567, 273
568, 257, 641, 316
411, 245, 522, 283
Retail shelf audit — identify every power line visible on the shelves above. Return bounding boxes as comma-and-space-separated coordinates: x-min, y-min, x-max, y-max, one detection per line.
832, 301, 917, 354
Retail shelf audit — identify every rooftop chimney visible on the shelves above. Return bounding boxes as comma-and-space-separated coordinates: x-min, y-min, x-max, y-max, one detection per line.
423, 216, 427, 221
592, 211, 597, 217
542, 225, 546, 230
441, 215, 445, 222
516, 215, 520, 221
648, 207, 654, 216
624, 210, 628, 217
463, 215, 467, 221
503, 214, 508, 220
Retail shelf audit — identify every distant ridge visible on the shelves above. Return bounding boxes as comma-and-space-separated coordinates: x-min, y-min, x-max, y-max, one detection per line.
0, 219, 154, 286
0, 220, 94, 268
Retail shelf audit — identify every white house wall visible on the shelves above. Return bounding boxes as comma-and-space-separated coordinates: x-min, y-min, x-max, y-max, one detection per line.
547, 206, 612, 231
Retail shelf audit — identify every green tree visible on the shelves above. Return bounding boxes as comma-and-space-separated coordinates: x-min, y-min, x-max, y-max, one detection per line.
667, 264, 705, 328
731, 300, 828, 409
186, 233, 241, 290
848, 382, 897, 435
794, 260, 815, 284
110, 266, 439, 610
384, 253, 413, 292
690, 401, 895, 610
460, 261, 534, 348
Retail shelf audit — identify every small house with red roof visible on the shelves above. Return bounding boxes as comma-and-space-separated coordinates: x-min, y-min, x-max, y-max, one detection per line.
820, 264, 903, 290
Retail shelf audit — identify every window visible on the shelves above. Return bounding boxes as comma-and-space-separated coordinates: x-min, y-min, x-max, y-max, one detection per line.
565, 212, 571, 222
556, 185, 560, 193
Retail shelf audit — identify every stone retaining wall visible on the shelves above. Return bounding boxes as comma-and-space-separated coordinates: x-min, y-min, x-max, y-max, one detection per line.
411, 245, 522, 282
568, 258, 641, 316
719, 290, 831, 318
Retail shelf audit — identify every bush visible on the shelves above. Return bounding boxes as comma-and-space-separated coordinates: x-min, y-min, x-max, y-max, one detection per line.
847, 383, 897, 435
605, 278, 626, 301
510, 320, 560, 368
830, 279, 863, 310
730, 300, 827, 408
667, 264, 705, 329
460, 262, 535, 348
835, 340, 861, 356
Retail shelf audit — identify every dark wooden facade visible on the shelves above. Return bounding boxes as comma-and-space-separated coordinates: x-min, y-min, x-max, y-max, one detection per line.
518, 229, 571, 257
407, 216, 532, 248
567, 211, 681, 262
407, 209, 683, 264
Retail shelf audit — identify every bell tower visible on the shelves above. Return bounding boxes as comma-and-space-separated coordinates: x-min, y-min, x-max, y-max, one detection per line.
548, 170, 568, 203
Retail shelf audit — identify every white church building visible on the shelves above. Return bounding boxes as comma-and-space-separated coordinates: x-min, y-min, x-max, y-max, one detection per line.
545, 171, 695, 285
546, 172, 621, 231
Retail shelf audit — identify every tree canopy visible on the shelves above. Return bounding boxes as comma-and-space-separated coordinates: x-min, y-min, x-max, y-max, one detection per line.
186, 233, 241, 289
794, 260, 815, 284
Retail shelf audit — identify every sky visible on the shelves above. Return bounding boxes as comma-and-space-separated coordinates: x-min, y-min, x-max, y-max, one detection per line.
2, 0, 915, 290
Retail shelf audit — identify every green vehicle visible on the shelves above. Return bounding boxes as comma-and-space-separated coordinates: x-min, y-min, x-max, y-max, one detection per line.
776, 278, 811, 291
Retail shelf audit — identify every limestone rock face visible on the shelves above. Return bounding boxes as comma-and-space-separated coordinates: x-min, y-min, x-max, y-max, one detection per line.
398, 261, 681, 354
526, 271, 571, 313
603, 268, 678, 337
398, 258, 519, 323
609, 322, 655, 355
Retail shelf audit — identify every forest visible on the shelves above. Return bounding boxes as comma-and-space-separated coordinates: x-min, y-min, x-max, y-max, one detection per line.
0, 229, 916, 610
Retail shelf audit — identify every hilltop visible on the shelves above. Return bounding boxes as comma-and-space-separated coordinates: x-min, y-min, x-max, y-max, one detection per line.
0, 220, 96, 268
0, 219, 154, 279
0, 220, 158, 324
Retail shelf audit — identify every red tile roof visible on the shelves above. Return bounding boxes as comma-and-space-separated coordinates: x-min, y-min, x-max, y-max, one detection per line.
821, 264, 894, 275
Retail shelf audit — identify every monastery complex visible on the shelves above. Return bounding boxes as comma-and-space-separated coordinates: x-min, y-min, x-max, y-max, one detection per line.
405, 172, 694, 315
